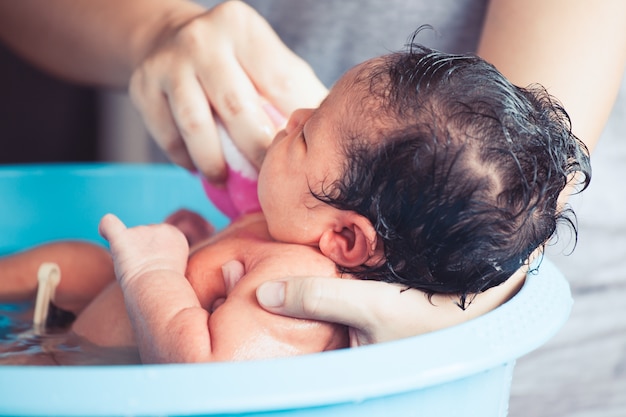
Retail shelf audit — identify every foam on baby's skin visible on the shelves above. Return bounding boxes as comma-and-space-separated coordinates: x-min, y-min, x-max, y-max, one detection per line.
201, 105, 286, 220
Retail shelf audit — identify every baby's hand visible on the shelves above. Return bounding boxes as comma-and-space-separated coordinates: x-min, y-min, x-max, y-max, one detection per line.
210, 260, 246, 312
99, 214, 189, 288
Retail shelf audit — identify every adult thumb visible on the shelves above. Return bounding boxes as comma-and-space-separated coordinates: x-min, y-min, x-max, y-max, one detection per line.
256, 276, 379, 331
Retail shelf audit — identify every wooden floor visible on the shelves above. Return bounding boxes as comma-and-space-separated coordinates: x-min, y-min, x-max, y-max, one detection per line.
507, 120, 626, 417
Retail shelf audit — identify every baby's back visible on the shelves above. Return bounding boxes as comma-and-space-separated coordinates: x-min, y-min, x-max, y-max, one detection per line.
186, 213, 349, 361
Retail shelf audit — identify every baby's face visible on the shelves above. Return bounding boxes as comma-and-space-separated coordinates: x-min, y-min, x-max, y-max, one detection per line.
258, 60, 377, 245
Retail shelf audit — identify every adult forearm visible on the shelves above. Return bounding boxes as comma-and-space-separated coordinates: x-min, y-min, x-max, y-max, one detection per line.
478, 0, 626, 152
0, 0, 206, 88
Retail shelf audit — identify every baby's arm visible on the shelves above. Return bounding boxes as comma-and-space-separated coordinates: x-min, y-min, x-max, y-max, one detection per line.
99, 213, 215, 363
100, 213, 348, 363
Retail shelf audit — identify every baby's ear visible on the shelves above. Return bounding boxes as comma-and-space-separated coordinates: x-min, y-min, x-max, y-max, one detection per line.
319, 213, 384, 268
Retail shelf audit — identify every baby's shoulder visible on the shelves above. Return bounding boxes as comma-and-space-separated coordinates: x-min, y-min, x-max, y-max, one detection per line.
205, 214, 340, 278
250, 241, 339, 278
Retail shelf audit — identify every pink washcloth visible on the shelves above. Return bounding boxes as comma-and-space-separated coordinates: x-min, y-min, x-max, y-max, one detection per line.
200, 105, 286, 220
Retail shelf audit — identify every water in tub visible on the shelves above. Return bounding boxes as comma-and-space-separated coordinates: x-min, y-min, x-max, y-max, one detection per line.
0, 300, 140, 365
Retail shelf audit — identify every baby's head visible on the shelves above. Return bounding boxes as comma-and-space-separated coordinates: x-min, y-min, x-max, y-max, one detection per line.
258, 43, 591, 308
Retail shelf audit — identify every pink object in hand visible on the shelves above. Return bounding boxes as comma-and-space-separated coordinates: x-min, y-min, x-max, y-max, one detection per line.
201, 105, 286, 220
200, 124, 261, 220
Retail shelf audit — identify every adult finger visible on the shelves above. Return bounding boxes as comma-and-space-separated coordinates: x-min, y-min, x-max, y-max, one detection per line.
256, 277, 405, 333
257, 271, 528, 345
234, 2, 329, 116
129, 66, 196, 173
166, 68, 227, 182
195, 1, 322, 169
198, 52, 276, 170
249, 54, 328, 119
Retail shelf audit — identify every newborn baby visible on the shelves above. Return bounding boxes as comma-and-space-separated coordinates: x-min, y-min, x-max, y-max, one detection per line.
0, 210, 348, 364
0, 40, 589, 364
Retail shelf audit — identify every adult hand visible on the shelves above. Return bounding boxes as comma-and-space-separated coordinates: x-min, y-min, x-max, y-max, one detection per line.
129, 1, 328, 182
256, 270, 526, 347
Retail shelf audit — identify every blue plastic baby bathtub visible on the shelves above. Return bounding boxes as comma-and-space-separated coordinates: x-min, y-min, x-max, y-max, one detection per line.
0, 164, 572, 417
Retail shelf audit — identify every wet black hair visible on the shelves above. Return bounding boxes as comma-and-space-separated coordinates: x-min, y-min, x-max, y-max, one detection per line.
313, 40, 591, 309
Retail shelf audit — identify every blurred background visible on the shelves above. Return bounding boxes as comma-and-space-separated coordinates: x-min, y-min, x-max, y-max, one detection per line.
0, 42, 153, 165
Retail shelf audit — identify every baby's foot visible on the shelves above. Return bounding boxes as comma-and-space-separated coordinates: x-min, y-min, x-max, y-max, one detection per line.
164, 209, 215, 247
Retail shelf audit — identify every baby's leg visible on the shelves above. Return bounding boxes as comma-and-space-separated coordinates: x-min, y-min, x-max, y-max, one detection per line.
71, 281, 136, 348
0, 241, 115, 313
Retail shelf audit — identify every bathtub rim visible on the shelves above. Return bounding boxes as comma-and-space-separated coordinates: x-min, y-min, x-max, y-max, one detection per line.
0, 258, 571, 416
0, 163, 573, 416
